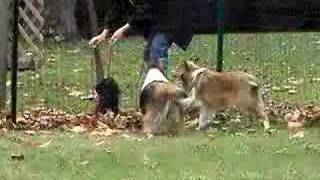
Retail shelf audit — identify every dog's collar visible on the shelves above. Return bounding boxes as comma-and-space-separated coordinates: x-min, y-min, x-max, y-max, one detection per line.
187, 68, 207, 90
141, 68, 169, 91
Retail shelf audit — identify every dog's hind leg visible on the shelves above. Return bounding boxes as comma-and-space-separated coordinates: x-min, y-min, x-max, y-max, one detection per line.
256, 91, 270, 130
246, 96, 270, 130
178, 88, 199, 111
257, 108, 270, 130
198, 105, 214, 131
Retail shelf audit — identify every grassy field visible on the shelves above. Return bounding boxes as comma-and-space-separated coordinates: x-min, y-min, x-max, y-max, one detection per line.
15, 33, 320, 113
1, 33, 320, 179
1, 129, 320, 179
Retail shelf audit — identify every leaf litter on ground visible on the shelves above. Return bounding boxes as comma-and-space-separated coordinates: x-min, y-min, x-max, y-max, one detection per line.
0, 106, 143, 138
0, 101, 320, 137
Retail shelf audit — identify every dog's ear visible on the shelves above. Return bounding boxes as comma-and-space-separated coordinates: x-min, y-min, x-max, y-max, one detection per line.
183, 61, 190, 71
184, 61, 198, 71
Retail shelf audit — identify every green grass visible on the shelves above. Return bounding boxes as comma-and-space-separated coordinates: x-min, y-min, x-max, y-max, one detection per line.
3, 33, 320, 179
1, 129, 320, 179
15, 33, 320, 113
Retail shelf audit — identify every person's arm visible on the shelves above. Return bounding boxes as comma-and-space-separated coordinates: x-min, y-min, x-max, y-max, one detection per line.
109, 23, 131, 43
90, 0, 129, 46
110, 0, 158, 43
128, 0, 157, 36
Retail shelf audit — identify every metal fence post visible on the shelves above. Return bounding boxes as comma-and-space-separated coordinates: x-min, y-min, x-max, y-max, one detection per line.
216, 0, 224, 72
11, 0, 19, 124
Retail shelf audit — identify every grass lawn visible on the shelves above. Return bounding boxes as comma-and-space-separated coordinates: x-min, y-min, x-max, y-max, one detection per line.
1, 129, 320, 180
1, 33, 320, 179
15, 33, 320, 112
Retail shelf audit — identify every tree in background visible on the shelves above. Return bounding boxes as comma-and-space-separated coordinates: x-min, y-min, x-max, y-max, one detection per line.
0, 0, 9, 109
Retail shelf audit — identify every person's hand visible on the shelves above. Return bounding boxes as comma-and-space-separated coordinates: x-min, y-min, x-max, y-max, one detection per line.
109, 23, 131, 44
109, 27, 126, 44
89, 29, 109, 47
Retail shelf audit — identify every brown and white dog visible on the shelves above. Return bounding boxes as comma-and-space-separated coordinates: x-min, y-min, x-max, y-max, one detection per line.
178, 61, 270, 131
140, 67, 187, 136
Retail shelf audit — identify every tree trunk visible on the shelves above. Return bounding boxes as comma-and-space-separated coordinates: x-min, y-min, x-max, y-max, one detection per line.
59, 0, 79, 40
43, 0, 80, 40
0, 0, 9, 109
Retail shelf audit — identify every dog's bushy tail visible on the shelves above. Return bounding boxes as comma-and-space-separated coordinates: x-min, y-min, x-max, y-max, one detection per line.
153, 83, 187, 101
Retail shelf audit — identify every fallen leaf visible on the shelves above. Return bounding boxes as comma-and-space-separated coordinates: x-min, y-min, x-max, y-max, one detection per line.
287, 121, 303, 129
11, 154, 25, 161
247, 129, 257, 133
95, 141, 105, 146
73, 68, 83, 73
68, 90, 83, 97
274, 147, 288, 154
289, 131, 305, 139
283, 85, 292, 90
122, 134, 131, 139
206, 134, 215, 139
311, 77, 320, 83
147, 133, 154, 139
314, 40, 320, 45
272, 86, 282, 92
104, 148, 112, 153
23, 93, 30, 98
17, 116, 27, 124
48, 57, 56, 63
79, 161, 89, 166
0, 128, 8, 135
25, 52, 33, 57
70, 126, 86, 133
288, 89, 297, 94
80, 94, 95, 101
67, 49, 80, 54
38, 140, 52, 148
24, 130, 36, 136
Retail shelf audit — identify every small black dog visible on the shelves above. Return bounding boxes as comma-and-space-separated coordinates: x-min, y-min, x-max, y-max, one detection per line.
95, 77, 120, 115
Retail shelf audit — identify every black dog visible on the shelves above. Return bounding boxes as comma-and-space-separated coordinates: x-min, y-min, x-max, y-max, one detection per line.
95, 77, 120, 115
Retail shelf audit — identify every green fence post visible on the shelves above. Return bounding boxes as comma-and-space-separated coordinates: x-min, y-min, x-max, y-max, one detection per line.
216, 0, 224, 72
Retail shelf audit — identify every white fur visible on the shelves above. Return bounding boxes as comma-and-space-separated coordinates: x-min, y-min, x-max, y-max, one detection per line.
190, 68, 207, 86
178, 68, 207, 110
141, 68, 168, 91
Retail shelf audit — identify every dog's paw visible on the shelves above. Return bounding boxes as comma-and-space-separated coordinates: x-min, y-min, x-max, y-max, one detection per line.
263, 121, 270, 130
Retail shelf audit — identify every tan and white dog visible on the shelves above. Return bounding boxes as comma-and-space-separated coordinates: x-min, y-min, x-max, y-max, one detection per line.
140, 67, 187, 136
178, 61, 270, 131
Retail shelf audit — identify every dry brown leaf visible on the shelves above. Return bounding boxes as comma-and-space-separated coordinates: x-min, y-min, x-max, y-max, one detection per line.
73, 68, 83, 73
68, 90, 83, 97
70, 126, 86, 133
289, 131, 305, 139
80, 94, 95, 101
95, 141, 105, 146
272, 86, 282, 92
287, 121, 303, 129
38, 140, 52, 148
283, 85, 292, 90
288, 89, 297, 94
311, 77, 320, 82
79, 161, 89, 166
